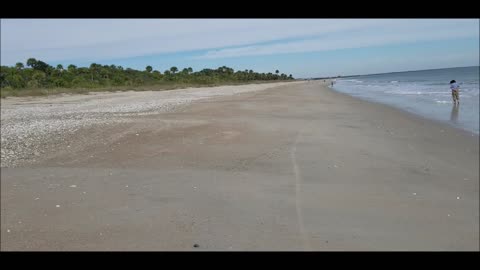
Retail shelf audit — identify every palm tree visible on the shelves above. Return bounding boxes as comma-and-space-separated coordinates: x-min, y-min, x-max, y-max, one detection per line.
67, 64, 77, 73
145, 66, 153, 73
90, 63, 99, 81
275, 70, 279, 74
26, 58, 37, 68
96, 65, 109, 79
15, 62, 24, 70
170, 66, 178, 74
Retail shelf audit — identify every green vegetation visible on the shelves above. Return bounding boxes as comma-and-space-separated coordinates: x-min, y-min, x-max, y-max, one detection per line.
1, 58, 295, 98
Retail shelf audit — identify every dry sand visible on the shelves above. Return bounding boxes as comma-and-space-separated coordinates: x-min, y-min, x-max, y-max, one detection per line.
1, 81, 478, 250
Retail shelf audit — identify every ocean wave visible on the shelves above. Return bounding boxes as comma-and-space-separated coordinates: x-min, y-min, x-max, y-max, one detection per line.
426, 91, 453, 94
340, 79, 363, 83
385, 90, 424, 95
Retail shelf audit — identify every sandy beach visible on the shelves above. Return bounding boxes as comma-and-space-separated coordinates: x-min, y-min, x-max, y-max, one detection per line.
1, 80, 478, 251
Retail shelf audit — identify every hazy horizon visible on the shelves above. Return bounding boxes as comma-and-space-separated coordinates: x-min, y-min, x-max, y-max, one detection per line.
322, 65, 480, 79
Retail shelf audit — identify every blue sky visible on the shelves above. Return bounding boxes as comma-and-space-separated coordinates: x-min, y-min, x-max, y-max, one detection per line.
1, 19, 479, 78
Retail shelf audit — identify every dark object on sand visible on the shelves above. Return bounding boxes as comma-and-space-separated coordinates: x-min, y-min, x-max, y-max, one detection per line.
193, 244, 199, 248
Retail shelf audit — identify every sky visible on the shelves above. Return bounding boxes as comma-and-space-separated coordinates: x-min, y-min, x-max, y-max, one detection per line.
1, 19, 479, 78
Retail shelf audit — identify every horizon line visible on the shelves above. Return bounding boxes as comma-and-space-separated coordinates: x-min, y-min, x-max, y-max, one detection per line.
304, 65, 479, 79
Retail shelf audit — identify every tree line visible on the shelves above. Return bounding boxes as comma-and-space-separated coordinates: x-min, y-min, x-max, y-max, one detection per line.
0, 58, 295, 90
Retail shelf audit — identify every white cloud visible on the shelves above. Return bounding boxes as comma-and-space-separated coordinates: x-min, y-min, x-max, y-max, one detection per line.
1, 19, 478, 65
2, 19, 379, 64
197, 20, 479, 59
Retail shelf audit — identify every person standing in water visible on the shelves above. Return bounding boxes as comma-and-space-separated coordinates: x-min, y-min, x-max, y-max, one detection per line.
450, 80, 460, 105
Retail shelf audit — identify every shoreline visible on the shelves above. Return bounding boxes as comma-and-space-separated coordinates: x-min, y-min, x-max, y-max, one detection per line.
4, 78, 477, 138
326, 83, 478, 138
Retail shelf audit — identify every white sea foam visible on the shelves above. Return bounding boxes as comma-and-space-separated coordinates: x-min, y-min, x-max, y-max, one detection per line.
342, 79, 363, 83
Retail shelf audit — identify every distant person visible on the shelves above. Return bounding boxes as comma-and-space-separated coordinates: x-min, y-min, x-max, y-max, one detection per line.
450, 80, 460, 105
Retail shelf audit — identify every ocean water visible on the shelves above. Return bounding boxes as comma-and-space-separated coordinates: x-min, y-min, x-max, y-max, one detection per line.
332, 66, 479, 134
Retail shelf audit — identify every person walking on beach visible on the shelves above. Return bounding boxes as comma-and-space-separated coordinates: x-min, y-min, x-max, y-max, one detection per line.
450, 80, 460, 105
